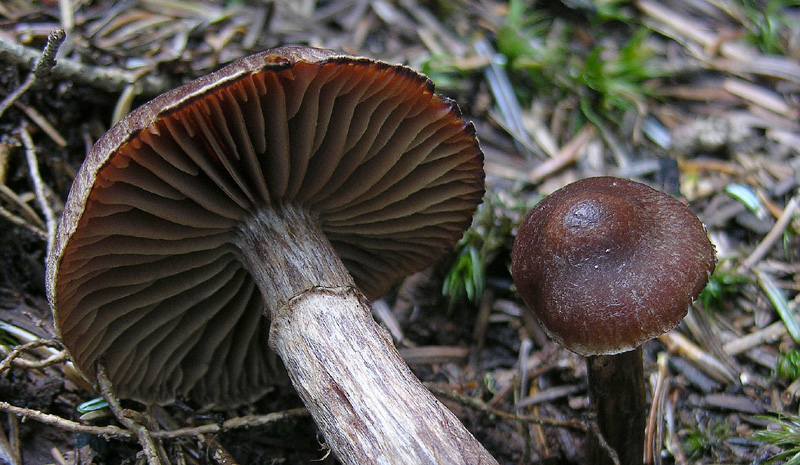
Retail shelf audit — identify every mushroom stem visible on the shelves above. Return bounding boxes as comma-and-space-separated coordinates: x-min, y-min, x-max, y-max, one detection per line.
235, 206, 497, 464
273, 287, 496, 463
586, 347, 646, 465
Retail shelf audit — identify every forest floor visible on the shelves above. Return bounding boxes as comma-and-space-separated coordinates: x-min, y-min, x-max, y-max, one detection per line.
1, 0, 800, 464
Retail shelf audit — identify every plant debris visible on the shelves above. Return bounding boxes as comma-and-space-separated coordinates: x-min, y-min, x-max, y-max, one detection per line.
1, 0, 799, 464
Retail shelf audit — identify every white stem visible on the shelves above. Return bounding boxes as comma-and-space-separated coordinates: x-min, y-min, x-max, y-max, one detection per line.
273, 287, 497, 464
235, 206, 497, 465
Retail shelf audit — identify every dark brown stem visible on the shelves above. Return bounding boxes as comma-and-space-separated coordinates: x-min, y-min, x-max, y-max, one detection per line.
587, 347, 646, 465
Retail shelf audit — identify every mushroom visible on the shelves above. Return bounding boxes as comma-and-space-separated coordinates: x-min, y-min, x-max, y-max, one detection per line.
511, 176, 715, 465
46, 46, 498, 464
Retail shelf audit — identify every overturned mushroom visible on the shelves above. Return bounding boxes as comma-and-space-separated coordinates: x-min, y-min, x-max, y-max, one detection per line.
47, 46, 496, 464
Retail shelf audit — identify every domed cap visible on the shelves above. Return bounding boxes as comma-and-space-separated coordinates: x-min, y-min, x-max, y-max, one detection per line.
46, 46, 484, 406
511, 177, 715, 356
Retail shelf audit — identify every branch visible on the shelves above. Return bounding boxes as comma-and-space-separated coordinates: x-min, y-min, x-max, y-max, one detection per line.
0, 399, 309, 441
0, 31, 170, 97
0, 29, 65, 118
426, 383, 588, 430
152, 408, 310, 439
0, 402, 133, 439
427, 383, 622, 465
18, 123, 58, 251
0, 340, 61, 374
96, 363, 162, 465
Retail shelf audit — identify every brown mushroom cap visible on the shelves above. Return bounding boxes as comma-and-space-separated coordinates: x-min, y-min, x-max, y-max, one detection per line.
511, 177, 715, 356
46, 46, 483, 406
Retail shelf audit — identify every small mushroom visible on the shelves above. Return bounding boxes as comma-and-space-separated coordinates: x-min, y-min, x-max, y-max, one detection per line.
511, 176, 715, 465
47, 46, 497, 464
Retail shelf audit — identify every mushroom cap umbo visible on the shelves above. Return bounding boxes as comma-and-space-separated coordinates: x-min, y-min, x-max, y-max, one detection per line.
46, 46, 484, 406
511, 177, 715, 356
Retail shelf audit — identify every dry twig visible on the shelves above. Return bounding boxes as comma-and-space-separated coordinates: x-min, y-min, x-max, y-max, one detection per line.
0, 401, 133, 439
658, 331, 738, 384
0, 204, 47, 239
1, 398, 311, 442
645, 353, 670, 465
0, 420, 20, 465
0, 339, 62, 374
742, 196, 799, 270
96, 363, 162, 465
152, 408, 310, 439
0, 28, 65, 119
18, 123, 58, 251
426, 383, 586, 430
0, 31, 169, 96
426, 383, 622, 464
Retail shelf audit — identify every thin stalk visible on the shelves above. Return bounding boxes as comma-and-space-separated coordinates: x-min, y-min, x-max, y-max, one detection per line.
587, 347, 646, 465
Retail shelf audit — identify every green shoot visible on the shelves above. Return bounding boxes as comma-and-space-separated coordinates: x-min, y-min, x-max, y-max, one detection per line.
754, 413, 800, 464
588, 0, 634, 22
497, 0, 664, 127
682, 419, 732, 461
497, 0, 554, 64
418, 52, 477, 93
77, 397, 110, 414
698, 262, 750, 313
740, 0, 800, 55
497, 0, 568, 94
725, 183, 768, 219
576, 28, 663, 117
442, 190, 536, 309
442, 244, 485, 310
756, 269, 800, 344
777, 348, 800, 382
0, 327, 20, 348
